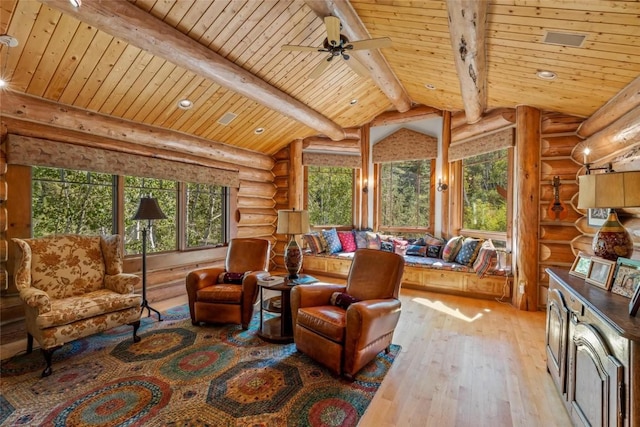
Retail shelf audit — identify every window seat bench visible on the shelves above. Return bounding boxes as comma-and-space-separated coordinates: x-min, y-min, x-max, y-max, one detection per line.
302, 252, 512, 300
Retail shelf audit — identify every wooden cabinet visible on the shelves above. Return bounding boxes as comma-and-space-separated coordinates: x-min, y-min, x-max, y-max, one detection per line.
546, 268, 640, 426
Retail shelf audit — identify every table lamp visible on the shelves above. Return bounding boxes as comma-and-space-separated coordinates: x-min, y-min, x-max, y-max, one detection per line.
578, 169, 640, 261
132, 196, 166, 320
277, 208, 310, 279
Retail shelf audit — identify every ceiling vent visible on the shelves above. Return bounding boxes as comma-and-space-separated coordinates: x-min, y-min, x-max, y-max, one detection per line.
217, 112, 238, 126
543, 31, 587, 47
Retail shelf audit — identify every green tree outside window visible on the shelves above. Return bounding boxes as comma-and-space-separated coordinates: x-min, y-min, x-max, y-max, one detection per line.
462, 149, 508, 232
380, 160, 431, 228
307, 166, 353, 226
185, 183, 225, 248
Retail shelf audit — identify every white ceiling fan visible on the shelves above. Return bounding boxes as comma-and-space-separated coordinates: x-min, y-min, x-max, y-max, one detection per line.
281, 16, 392, 79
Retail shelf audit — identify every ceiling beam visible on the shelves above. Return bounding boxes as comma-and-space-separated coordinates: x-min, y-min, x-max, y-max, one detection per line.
305, 0, 412, 113
40, 0, 347, 141
446, 0, 488, 124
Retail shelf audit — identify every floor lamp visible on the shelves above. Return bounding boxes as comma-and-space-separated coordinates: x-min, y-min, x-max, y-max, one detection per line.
133, 196, 166, 321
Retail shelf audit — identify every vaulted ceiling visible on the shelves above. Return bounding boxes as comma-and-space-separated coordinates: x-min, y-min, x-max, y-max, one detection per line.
1, 0, 639, 156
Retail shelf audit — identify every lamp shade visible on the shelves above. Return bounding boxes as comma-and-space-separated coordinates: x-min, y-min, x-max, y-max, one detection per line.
276, 209, 310, 235
132, 197, 167, 221
578, 171, 640, 209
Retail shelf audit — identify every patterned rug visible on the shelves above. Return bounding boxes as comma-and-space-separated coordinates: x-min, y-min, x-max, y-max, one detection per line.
0, 305, 400, 426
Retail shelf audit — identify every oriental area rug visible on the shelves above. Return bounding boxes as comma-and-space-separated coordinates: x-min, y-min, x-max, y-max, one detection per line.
0, 305, 399, 426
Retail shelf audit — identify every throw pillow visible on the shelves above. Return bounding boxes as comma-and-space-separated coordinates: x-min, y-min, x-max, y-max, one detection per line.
303, 233, 324, 254
381, 241, 394, 252
338, 231, 357, 252
393, 238, 408, 256
322, 228, 343, 254
473, 240, 499, 278
330, 292, 361, 309
406, 244, 427, 257
442, 236, 465, 262
219, 272, 245, 284
424, 233, 445, 246
317, 232, 329, 253
455, 238, 484, 266
426, 244, 443, 258
353, 230, 368, 249
365, 231, 381, 250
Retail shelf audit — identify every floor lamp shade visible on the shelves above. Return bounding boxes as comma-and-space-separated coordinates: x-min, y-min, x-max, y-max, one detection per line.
578, 171, 640, 261
132, 196, 166, 320
277, 209, 310, 279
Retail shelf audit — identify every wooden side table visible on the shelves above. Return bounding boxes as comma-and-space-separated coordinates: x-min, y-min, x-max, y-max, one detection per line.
257, 278, 294, 343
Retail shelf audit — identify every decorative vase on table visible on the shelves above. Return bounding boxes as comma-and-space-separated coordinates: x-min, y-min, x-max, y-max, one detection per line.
285, 235, 303, 279
592, 209, 633, 261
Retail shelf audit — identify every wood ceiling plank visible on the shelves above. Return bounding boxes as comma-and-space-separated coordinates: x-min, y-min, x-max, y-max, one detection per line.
43, 22, 99, 101
0, 0, 18, 35
141, 69, 198, 125
156, 0, 196, 28
491, 4, 640, 26
130, 62, 182, 121
100, 50, 156, 115
58, 31, 114, 104
199, 1, 247, 48
74, 38, 128, 109
111, 55, 167, 118
173, 0, 214, 35
3, 1, 39, 88
12, 4, 61, 92
167, 80, 221, 129
219, 2, 279, 62
488, 24, 639, 48
211, 1, 261, 56
491, 0, 640, 15
184, 89, 236, 135
159, 76, 209, 128
186, 1, 230, 40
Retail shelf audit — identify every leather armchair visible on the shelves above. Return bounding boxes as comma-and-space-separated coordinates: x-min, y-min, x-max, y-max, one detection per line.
291, 248, 404, 379
186, 238, 270, 329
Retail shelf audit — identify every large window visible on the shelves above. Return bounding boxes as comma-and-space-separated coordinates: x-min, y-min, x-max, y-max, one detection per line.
124, 177, 177, 255
185, 183, 225, 248
380, 160, 432, 229
32, 167, 114, 237
32, 166, 228, 255
462, 149, 508, 232
307, 166, 353, 226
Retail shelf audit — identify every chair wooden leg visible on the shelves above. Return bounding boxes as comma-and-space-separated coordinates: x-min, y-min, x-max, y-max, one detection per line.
41, 346, 60, 377
131, 320, 141, 343
26, 333, 34, 354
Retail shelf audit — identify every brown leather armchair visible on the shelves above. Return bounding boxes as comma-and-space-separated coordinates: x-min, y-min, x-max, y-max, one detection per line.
186, 238, 271, 329
291, 248, 404, 379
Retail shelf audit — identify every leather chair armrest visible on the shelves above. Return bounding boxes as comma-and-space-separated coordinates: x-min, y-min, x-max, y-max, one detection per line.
186, 267, 226, 292
19, 288, 52, 313
241, 270, 267, 306
345, 299, 402, 349
105, 273, 141, 294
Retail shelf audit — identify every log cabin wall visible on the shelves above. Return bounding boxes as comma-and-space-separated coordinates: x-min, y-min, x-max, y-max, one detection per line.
272, 145, 292, 271
0, 121, 277, 345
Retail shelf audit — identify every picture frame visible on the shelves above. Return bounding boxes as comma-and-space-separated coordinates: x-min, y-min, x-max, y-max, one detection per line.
611, 257, 640, 298
569, 251, 592, 279
630, 284, 640, 316
588, 208, 609, 227
585, 256, 616, 290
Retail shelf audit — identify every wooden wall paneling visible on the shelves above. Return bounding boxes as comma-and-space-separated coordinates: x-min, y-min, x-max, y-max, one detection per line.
541, 113, 583, 134
0, 133, 6, 291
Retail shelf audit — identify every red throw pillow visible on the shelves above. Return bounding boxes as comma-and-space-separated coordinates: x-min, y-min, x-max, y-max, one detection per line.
330, 292, 361, 309
337, 231, 357, 252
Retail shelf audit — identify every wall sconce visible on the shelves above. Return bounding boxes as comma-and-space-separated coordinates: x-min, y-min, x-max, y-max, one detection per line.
437, 178, 448, 192
362, 178, 368, 193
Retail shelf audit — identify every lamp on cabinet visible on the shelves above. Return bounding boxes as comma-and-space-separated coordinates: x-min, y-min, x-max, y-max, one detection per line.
277, 208, 310, 279
577, 168, 640, 261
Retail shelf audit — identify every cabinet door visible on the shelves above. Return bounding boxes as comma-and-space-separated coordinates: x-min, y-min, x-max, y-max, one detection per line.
568, 323, 624, 427
546, 288, 569, 395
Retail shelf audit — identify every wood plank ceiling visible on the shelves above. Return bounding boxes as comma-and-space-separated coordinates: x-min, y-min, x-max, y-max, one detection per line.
0, 0, 639, 156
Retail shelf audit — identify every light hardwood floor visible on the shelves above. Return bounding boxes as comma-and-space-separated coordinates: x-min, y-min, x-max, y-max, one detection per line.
0, 287, 571, 426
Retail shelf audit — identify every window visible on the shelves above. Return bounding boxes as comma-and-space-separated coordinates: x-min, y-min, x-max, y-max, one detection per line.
462, 149, 508, 232
380, 160, 432, 229
32, 167, 114, 237
185, 183, 226, 248
124, 177, 177, 255
307, 166, 353, 226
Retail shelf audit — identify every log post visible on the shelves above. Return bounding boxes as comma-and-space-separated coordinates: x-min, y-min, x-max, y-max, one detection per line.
515, 106, 541, 311
441, 111, 451, 238
289, 139, 304, 210
360, 123, 371, 229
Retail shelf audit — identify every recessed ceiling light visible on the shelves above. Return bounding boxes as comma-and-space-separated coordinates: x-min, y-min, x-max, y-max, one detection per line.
69, 0, 81, 7
254, 127, 265, 135
536, 70, 557, 80
425, 84, 436, 90
0, 79, 6, 88
177, 99, 193, 110
349, 99, 358, 105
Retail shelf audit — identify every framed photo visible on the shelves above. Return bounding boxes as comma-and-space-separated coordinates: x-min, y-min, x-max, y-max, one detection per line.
588, 208, 609, 227
569, 252, 592, 279
630, 284, 640, 316
585, 256, 616, 290
611, 257, 640, 298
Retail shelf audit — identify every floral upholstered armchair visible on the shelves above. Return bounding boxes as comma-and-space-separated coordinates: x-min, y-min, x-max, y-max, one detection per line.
12, 234, 143, 377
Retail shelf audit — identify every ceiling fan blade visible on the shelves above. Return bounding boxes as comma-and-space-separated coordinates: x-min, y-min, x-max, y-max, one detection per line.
324, 16, 341, 47
308, 58, 332, 79
347, 37, 393, 51
344, 55, 369, 78
281, 45, 323, 52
